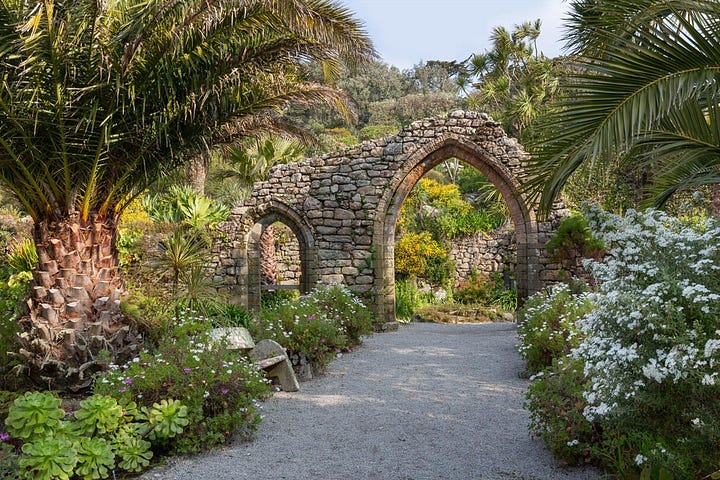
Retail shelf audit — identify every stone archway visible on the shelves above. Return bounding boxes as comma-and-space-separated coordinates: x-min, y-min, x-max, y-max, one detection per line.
212, 111, 565, 325
213, 200, 317, 309
372, 135, 538, 323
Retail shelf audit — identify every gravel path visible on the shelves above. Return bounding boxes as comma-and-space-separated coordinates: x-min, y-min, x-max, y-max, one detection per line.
140, 322, 601, 480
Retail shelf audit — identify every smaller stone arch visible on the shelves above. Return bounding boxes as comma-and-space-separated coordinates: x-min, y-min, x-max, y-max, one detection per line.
215, 200, 317, 309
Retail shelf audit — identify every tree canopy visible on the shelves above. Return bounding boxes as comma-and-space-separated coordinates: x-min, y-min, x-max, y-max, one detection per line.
0, 0, 375, 224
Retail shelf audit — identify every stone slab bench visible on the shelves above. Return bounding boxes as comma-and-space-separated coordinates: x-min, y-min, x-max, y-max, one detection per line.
209, 327, 300, 392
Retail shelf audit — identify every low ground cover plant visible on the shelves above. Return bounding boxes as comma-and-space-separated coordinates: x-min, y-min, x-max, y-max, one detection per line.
517, 282, 592, 375
521, 205, 720, 478
250, 284, 374, 368
94, 310, 271, 455
4, 391, 188, 480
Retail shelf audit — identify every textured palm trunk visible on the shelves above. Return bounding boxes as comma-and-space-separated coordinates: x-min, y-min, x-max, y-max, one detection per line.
18, 213, 139, 391
187, 154, 210, 195
259, 224, 277, 285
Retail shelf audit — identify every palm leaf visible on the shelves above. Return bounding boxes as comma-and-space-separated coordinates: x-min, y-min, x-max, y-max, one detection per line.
525, 0, 720, 212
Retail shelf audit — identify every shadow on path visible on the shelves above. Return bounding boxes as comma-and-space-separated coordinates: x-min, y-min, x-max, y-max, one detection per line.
141, 322, 601, 480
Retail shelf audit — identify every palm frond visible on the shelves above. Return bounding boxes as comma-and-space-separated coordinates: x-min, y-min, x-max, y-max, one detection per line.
526, 1, 720, 212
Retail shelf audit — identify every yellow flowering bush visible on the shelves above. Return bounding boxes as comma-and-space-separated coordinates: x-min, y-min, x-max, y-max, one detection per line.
395, 232, 447, 278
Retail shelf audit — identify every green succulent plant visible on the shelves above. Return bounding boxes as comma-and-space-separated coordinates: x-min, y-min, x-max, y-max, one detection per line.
5, 392, 65, 442
75, 437, 115, 480
19, 436, 77, 480
115, 435, 153, 473
147, 399, 189, 439
74, 395, 124, 435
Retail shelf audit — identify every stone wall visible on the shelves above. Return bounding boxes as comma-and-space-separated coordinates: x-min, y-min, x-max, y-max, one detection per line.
211, 111, 568, 323
449, 226, 516, 283
273, 223, 301, 285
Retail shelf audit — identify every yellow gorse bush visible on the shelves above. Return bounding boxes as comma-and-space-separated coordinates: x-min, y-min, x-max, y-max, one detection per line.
395, 231, 447, 277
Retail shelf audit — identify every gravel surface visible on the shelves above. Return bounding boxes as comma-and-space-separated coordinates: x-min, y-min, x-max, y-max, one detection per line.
140, 322, 602, 480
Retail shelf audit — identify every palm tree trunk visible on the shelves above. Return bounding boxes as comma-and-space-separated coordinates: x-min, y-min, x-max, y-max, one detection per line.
18, 213, 140, 392
187, 154, 210, 194
260, 224, 277, 285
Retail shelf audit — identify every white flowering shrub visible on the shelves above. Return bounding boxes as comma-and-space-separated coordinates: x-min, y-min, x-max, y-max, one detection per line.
251, 284, 373, 367
573, 205, 720, 475
517, 282, 593, 374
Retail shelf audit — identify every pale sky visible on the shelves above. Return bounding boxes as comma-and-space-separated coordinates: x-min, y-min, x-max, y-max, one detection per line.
341, 0, 570, 70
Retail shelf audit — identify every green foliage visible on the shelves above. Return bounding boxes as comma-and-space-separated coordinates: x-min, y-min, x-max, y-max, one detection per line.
359, 124, 398, 140
94, 311, 271, 453
454, 271, 495, 305
395, 278, 425, 321
516, 283, 593, 375
222, 136, 306, 187
5, 392, 65, 442
144, 186, 229, 231
5, 392, 188, 478
453, 271, 517, 311
207, 303, 253, 329
546, 213, 604, 264
525, 0, 720, 212
19, 436, 77, 480
73, 395, 124, 436
74, 437, 114, 480
399, 178, 504, 242
0, 269, 29, 380
525, 356, 602, 466
318, 128, 359, 151
251, 284, 374, 367
0, 0, 374, 224
261, 289, 301, 310
115, 435, 153, 473
462, 20, 560, 140
394, 232, 449, 281
147, 399, 189, 440
5, 240, 36, 276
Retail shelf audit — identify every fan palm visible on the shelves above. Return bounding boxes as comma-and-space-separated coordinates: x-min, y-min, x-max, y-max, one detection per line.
0, 0, 374, 390
525, 0, 720, 213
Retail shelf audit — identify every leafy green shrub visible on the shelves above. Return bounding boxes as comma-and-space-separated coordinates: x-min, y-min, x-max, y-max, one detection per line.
4, 391, 187, 479
526, 356, 602, 466
143, 185, 229, 231
454, 271, 494, 305
395, 231, 448, 280
94, 313, 271, 454
0, 277, 29, 384
207, 302, 253, 329
545, 213, 604, 266
572, 206, 720, 477
5, 240, 36, 276
251, 284, 373, 367
524, 206, 720, 478
516, 283, 593, 375
261, 289, 300, 309
359, 124, 398, 140
395, 278, 423, 321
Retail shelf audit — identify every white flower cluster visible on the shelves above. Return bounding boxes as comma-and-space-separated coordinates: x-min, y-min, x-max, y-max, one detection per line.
573, 206, 720, 422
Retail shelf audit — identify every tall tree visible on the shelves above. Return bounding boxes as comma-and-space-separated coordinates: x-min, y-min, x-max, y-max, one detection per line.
525, 0, 720, 213
463, 20, 560, 140
0, 0, 374, 390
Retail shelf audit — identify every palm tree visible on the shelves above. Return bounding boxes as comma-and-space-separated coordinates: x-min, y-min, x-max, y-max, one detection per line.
464, 20, 559, 139
525, 0, 720, 213
0, 0, 374, 390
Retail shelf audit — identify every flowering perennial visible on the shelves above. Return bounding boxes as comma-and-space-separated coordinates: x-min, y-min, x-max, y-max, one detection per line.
575, 206, 720, 424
